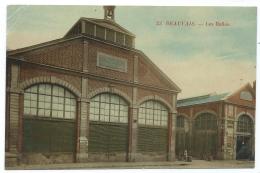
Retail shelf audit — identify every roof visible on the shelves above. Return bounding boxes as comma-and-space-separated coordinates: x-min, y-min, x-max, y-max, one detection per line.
177, 92, 229, 107
64, 17, 135, 38
85, 18, 136, 37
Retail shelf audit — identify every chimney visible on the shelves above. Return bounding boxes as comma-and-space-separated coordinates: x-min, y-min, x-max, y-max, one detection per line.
103, 6, 115, 21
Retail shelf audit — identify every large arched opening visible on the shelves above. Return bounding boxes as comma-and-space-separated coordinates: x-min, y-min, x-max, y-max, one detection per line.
88, 93, 129, 161
236, 114, 254, 160
137, 100, 169, 161
192, 112, 218, 159
23, 84, 77, 155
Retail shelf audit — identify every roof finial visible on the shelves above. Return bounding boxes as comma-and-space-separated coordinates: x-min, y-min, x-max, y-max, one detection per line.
103, 6, 115, 21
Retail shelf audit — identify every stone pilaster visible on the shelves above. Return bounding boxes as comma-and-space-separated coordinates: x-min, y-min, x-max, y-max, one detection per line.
133, 55, 138, 83
83, 40, 89, 73
168, 94, 177, 161
189, 107, 193, 153
168, 111, 177, 161
76, 77, 89, 162
128, 87, 138, 161
6, 63, 21, 166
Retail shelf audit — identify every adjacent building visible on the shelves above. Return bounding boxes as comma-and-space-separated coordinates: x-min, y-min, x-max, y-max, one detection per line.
5, 6, 181, 166
176, 82, 255, 160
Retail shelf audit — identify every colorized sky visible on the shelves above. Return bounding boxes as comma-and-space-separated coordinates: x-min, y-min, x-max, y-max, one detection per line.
7, 6, 257, 98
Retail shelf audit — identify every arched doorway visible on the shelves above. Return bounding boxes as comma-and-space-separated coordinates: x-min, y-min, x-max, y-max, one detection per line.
236, 114, 254, 160
176, 115, 190, 159
88, 93, 129, 161
137, 100, 169, 161
192, 112, 217, 159
23, 84, 77, 153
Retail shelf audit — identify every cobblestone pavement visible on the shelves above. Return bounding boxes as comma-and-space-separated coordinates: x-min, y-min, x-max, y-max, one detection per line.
6, 160, 254, 170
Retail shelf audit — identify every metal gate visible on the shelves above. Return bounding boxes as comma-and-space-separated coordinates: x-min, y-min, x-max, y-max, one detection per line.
192, 113, 217, 159
89, 122, 128, 161
23, 118, 75, 152
192, 130, 217, 159
137, 126, 168, 153
176, 130, 190, 158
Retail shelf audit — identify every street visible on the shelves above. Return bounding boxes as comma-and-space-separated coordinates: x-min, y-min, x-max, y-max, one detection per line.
6, 160, 254, 170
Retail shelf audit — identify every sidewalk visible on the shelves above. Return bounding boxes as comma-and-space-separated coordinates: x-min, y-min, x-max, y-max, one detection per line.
6, 160, 254, 170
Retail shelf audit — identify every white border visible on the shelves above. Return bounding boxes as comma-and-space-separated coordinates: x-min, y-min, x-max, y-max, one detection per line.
1, 1, 259, 173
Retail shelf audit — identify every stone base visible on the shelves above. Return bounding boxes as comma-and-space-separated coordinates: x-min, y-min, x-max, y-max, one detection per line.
20, 153, 74, 165
5, 152, 18, 167
134, 152, 168, 162
76, 153, 88, 162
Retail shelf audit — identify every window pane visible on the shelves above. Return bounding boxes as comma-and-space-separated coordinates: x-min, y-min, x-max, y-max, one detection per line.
120, 117, 127, 123
30, 94, 37, 101
38, 84, 46, 94
45, 102, 51, 109
38, 109, 45, 116
65, 112, 71, 119
45, 109, 51, 117
38, 101, 44, 108
30, 108, 37, 115
65, 90, 72, 98
24, 93, 30, 100
31, 101, 37, 108
24, 100, 30, 107
30, 85, 38, 93
90, 93, 128, 123
24, 107, 30, 114
53, 86, 59, 96
138, 100, 168, 127
111, 116, 118, 122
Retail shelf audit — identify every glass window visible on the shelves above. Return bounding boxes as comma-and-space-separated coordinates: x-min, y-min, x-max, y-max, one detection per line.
194, 113, 217, 130
177, 116, 184, 128
237, 114, 253, 133
89, 93, 128, 123
138, 100, 168, 127
24, 84, 76, 120
240, 91, 253, 101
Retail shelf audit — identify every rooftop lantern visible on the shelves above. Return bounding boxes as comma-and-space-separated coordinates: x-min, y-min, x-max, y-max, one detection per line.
104, 6, 115, 21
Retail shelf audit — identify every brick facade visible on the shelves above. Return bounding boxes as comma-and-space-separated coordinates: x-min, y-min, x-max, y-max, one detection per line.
177, 84, 255, 160
6, 25, 180, 165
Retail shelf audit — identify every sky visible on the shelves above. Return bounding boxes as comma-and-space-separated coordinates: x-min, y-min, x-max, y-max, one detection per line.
6, 6, 257, 98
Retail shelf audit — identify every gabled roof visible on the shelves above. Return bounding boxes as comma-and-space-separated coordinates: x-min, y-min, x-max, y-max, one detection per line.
225, 82, 255, 100
136, 50, 181, 92
177, 92, 229, 107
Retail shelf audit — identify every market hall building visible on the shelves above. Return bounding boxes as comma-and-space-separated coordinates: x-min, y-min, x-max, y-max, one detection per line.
176, 83, 255, 160
5, 6, 181, 166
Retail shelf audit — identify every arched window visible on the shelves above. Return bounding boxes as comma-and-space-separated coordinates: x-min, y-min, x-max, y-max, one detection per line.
23, 84, 77, 153
177, 115, 189, 131
237, 114, 253, 133
138, 100, 168, 127
194, 113, 217, 130
90, 93, 128, 123
24, 84, 76, 119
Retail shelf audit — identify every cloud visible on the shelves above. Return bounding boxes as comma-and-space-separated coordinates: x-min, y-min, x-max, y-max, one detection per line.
150, 51, 256, 98
6, 6, 256, 99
